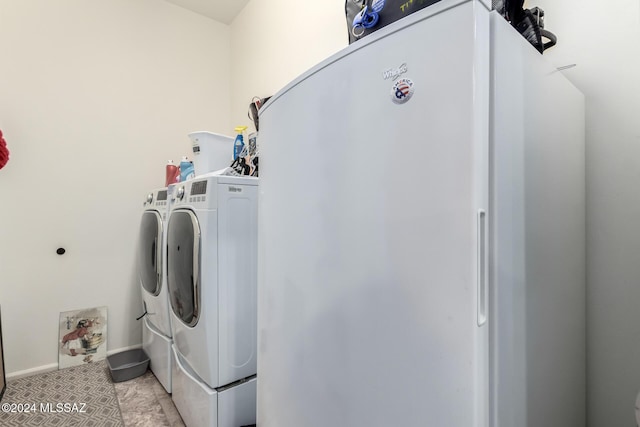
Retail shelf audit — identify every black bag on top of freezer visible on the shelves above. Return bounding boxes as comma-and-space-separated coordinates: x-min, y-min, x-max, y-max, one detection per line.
493, 0, 557, 53
345, 0, 442, 44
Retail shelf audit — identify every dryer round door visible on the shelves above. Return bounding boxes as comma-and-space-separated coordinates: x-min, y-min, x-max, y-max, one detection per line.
167, 209, 201, 327
139, 211, 163, 296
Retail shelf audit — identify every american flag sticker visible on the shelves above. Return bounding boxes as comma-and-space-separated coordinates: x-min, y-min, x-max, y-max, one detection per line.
391, 78, 415, 104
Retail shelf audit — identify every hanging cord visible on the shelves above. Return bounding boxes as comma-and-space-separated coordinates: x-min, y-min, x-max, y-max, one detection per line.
531, 7, 557, 50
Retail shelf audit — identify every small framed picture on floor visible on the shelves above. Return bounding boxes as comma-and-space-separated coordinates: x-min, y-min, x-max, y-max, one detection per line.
59, 306, 107, 369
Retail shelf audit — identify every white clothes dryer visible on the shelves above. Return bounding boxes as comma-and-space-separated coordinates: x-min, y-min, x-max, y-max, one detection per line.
167, 173, 258, 427
139, 185, 175, 393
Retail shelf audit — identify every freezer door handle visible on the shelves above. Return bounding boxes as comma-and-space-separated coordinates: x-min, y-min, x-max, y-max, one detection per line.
477, 209, 488, 326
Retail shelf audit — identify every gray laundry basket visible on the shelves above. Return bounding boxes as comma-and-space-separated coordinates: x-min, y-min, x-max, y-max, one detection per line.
106, 348, 149, 382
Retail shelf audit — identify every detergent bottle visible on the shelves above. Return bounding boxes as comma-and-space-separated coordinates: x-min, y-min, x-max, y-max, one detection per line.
179, 156, 195, 182
233, 126, 248, 160
165, 160, 180, 186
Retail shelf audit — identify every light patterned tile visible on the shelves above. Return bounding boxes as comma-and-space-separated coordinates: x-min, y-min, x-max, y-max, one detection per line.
0, 359, 184, 427
114, 370, 184, 427
0, 361, 124, 427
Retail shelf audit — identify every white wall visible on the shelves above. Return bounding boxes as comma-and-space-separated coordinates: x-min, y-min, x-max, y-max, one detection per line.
0, 0, 231, 377
229, 0, 347, 131
533, 1, 640, 425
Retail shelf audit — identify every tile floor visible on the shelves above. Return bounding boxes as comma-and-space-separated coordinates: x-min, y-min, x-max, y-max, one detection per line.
114, 370, 185, 427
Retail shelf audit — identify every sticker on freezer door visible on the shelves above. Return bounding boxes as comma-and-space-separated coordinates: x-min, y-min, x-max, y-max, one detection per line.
391, 78, 414, 104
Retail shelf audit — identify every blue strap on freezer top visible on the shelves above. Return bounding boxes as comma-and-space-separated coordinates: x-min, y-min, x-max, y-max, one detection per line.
352, 0, 386, 36
371, 0, 385, 13
353, 7, 377, 30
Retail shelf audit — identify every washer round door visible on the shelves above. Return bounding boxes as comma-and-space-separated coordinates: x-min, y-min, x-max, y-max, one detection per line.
139, 211, 163, 296
167, 209, 201, 327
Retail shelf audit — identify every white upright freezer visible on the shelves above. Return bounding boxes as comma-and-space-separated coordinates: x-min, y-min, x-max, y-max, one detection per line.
257, 1, 585, 426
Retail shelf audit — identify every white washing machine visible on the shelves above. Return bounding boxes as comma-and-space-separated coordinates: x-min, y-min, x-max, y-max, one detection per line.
139, 185, 175, 393
167, 173, 258, 427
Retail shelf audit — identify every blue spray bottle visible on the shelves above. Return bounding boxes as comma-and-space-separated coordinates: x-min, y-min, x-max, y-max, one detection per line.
233, 126, 248, 160
179, 156, 194, 182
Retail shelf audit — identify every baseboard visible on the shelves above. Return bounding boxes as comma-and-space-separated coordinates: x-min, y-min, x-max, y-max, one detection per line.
6, 344, 143, 381
7, 363, 58, 381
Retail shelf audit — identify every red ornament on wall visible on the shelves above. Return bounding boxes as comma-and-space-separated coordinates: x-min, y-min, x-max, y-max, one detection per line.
0, 130, 9, 170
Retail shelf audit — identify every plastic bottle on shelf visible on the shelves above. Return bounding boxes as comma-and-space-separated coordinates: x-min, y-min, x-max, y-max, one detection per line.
179, 156, 195, 182
165, 160, 180, 186
233, 126, 248, 160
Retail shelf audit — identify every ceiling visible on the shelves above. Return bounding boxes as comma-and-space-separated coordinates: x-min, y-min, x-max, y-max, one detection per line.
162, 0, 250, 24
